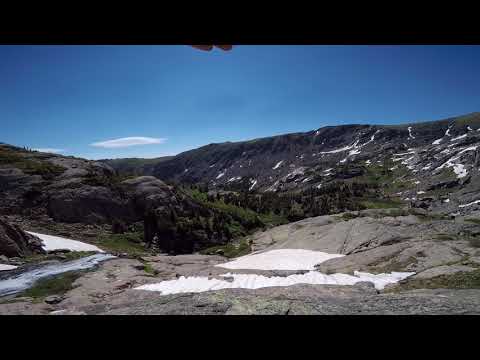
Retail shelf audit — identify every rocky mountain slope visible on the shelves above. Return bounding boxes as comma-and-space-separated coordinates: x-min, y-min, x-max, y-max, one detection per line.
0, 145, 255, 254
150, 112, 480, 216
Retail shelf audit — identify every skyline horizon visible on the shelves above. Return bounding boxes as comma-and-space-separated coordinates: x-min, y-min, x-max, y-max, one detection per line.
4, 109, 478, 160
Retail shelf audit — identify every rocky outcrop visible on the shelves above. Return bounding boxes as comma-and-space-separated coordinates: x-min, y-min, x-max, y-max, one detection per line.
245, 209, 480, 281
0, 217, 45, 257
150, 112, 480, 197
47, 185, 134, 224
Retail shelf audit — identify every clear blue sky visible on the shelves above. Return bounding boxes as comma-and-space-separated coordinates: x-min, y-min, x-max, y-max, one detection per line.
1, 45, 479, 159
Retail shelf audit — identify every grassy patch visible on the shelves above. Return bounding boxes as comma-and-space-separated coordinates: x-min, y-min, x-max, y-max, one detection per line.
0, 146, 66, 179
340, 212, 359, 221
17, 271, 82, 301
258, 212, 289, 227
416, 213, 451, 222
465, 218, 480, 225
360, 198, 403, 209
94, 232, 148, 257
469, 238, 480, 248
387, 268, 480, 292
200, 239, 251, 258
434, 234, 456, 241
370, 256, 418, 274
142, 263, 158, 275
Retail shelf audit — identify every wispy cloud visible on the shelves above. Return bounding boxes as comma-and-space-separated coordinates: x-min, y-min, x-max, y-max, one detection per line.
90, 137, 167, 149
33, 148, 65, 154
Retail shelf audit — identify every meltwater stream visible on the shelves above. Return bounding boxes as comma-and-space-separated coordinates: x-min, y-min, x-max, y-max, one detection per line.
0, 253, 115, 297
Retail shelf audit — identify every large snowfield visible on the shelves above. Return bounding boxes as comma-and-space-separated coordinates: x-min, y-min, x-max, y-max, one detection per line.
216, 249, 345, 271
26, 231, 104, 253
136, 270, 414, 294
136, 249, 415, 295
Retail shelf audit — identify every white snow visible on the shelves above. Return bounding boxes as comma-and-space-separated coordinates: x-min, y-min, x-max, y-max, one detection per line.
443, 199, 450, 203
135, 270, 415, 294
432, 138, 443, 145
227, 176, 242, 183
365, 160, 371, 166
422, 164, 432, 171
417, 191, 426, 194
358, 130, 380, 148
265, 180, 280, 192
134, 247, 415, 295
445, 126, 452, 137
26, 232, 104, 253
0, 264, 18, 271
216, 249, 344, 271
272, 160, 284, 170
216, 171, 226, 179
452, 163, 467, 178
400, 156, 415, 165
414, 181, 420, 185
316, 183, 322, 189
319, 140, 359, 154
184, 168, 189, 173
451, 134, 467, 142
407, 126, 415, 139
458, 146, 478, 155
348, 149, 361, 156
458, 200, 480, 208
249, 179, 257, 191
436, 155, 468, 179
467, 126, 473, 131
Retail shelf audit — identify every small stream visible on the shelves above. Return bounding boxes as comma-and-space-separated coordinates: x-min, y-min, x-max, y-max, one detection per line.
0, 253, 115, 297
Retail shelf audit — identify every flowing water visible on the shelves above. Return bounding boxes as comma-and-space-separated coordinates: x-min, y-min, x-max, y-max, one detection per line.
0, 253, 115, 297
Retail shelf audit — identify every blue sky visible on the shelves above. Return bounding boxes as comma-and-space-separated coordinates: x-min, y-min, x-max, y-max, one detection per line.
1, 45, 479, 159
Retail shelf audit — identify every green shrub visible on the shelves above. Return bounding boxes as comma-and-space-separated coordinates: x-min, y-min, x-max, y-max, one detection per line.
94, 232, 147, 256
18, 271, 82, 301
200, 239, 251, 258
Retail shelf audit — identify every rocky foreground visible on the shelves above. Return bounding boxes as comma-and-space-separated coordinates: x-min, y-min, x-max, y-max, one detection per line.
1, 208, 479, 315
1, 255, 479, 315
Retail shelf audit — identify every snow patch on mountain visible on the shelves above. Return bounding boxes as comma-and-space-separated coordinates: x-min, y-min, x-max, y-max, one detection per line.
272, 160, 284, 170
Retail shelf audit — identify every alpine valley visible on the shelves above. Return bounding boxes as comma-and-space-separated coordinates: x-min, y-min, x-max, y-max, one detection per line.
2, 112, 480, 315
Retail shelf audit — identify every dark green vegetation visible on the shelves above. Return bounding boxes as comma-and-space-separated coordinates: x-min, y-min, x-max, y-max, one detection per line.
100, 156, 174, 177
0, 145, 65, 180
142, 263, 158, 275
186, 179, 381, 225
200, 239, 251, 258
18, 271, 82, 301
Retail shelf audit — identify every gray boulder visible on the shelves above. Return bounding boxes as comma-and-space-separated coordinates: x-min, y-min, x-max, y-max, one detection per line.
0, 217, 45, 257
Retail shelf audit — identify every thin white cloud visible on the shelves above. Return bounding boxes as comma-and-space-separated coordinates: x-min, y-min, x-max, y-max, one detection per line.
90, 137, 167, 149
33, 148, 65, 154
